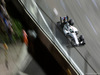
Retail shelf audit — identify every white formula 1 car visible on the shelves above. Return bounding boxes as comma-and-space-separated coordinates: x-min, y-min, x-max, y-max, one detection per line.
59, 16, 85, 46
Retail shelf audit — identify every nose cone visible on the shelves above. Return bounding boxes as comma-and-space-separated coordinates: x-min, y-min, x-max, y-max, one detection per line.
76, 41, 79, 46
72, 33, 79, 46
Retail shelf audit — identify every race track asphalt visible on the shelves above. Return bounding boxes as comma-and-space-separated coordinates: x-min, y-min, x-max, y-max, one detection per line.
35, 0, 100, 74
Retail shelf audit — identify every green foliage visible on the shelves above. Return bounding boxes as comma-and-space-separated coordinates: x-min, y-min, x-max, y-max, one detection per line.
0, 2, 23, 44
0, 18, 23, 44
11, 18, 23, 42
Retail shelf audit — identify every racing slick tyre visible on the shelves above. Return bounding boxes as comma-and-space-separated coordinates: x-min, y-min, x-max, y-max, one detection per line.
66, 15, 69, 21
60, 17, 62, 24
78, 35, 86, 45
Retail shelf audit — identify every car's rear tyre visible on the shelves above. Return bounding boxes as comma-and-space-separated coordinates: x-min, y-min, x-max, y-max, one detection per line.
60, 17, 62, 24
78, 35, 86, 45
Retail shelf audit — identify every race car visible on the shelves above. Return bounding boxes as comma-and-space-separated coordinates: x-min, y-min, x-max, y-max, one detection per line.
59, 16, 85, 46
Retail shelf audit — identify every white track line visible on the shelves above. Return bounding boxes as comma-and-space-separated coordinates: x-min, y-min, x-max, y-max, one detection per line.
76, 0, 82, 8
92, 0, 98, 9
86, 16, 97, 35
53, 8, 58, 16
60, 0, 67, 12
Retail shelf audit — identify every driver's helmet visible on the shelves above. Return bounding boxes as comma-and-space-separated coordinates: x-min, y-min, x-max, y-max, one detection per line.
70, 28, 74, 33
66, 22, 69, 26
69, 19, 74, 25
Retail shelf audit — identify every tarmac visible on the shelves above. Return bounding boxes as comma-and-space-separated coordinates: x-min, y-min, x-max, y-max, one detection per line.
0, 41, 32, 75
